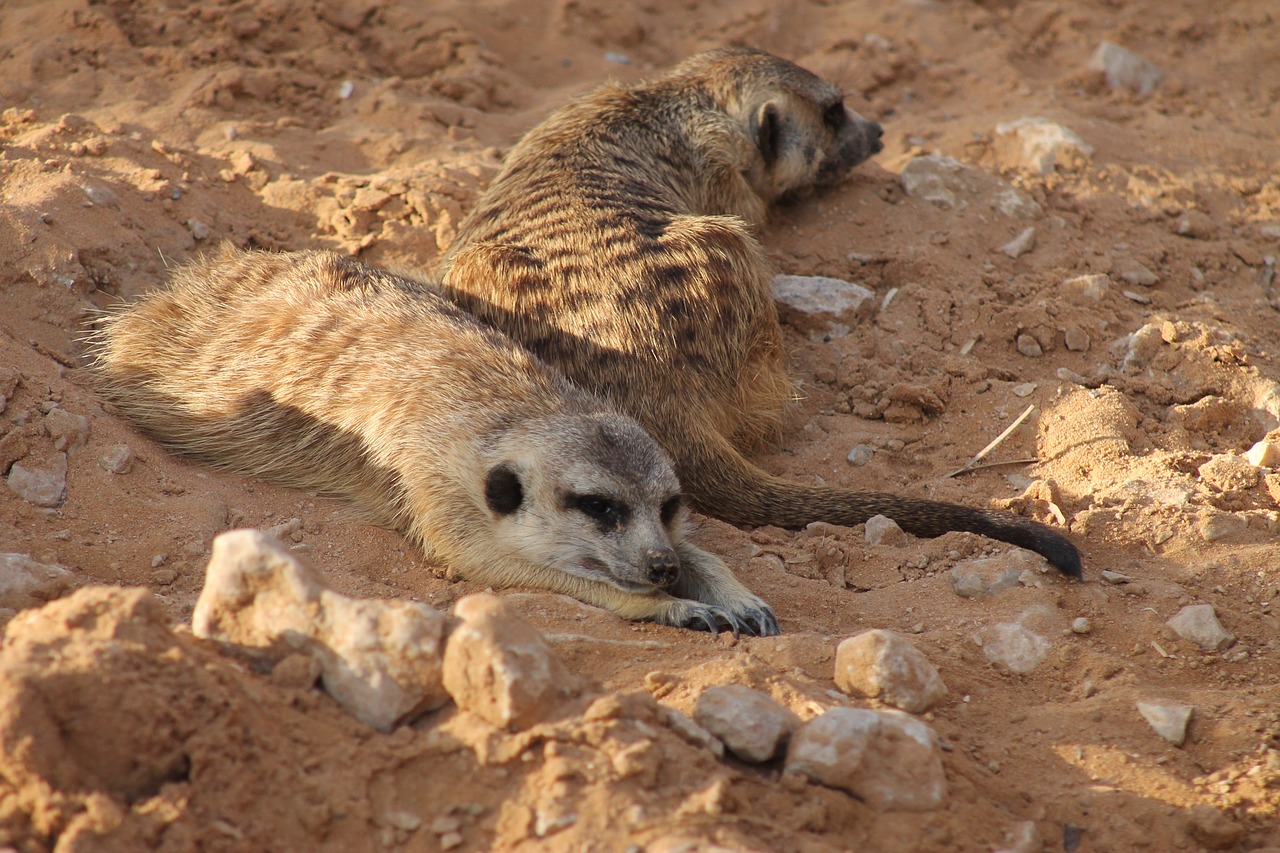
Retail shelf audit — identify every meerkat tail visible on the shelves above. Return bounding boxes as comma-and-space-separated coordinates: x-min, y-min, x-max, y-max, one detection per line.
677, 427, 1083, 579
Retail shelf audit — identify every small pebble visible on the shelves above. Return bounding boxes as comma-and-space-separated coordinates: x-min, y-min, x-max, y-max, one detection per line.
1114, 258, 1159, 286
98, 444, 135, 474
1089, 41, 1163, 96
80, 182, 121, 208
1016, 334, 1043, 358
1064, 326, 1091, 352
864, 514, 907, 546
1062, 273, 1110, 300
1071, 617, 1091, 635
1101, 570, 1131, 584
186, 218, 212, 241
1136, 701, 1192, 746
846, 444, 875, 466
1000, 227, 1037, 259
1166, 604, 1235, 651
338, 80, 355, 99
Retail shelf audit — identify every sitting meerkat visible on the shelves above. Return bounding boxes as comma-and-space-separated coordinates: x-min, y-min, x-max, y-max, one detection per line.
439, 46, 1081, 577
89, 248, 778, 635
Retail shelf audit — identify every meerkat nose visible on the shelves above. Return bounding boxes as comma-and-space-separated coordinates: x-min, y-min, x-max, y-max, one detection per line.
866, 120, 884, 153
645, 549, 680, 587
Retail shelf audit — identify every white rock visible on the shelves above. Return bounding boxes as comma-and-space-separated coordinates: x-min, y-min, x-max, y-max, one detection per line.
994, 117, 1094, 175
0, 553, 76, 611
1246, 440, 1280, 468
978, 620, 1051, 673
443, 593, 584, 731
864, 514, 907, 546
1000, 227, 1037, 259
193, 529, 449, 731
772, 274, 874, 316
786, 707, 947, 811
1090, 41, 1163, 96
1062, 273, 1111, 301
1166, 604, 1234, 651
7, 453, 68, 508
1137, 701, 1193, 746
693, 685, 798, 763
834, 629, 948, 713
1071, 617, 1092, 635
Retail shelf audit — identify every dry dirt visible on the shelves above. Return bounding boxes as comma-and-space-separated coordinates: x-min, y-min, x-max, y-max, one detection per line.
2, 0, 1279, 850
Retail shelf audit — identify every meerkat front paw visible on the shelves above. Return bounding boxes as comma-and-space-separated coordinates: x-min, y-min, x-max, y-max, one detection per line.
660, 598, 778, 637
671, 542, 780, 636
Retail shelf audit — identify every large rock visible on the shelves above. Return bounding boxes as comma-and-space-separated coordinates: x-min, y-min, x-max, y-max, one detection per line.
786, 707, 947, 811
693, 684, 798, 763
834, 630, 947, 714
442, 593, 584, 731
193, 529, 449, 731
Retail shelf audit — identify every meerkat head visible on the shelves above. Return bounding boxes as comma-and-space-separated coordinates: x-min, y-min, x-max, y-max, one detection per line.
681, 47, 884, 204
480, 413, 692, 593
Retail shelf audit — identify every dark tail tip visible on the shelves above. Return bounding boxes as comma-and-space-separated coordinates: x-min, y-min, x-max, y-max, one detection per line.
1041, 535, 1083, 579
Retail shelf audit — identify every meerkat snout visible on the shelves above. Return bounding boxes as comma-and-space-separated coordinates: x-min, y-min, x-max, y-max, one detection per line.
646, 549, 680, 587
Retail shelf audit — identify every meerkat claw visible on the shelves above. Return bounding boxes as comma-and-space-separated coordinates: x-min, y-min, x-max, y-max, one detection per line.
745, 606, 780, 637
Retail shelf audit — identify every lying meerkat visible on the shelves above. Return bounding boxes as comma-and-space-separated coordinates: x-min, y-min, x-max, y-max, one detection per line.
88, 248, 778, 635
439, 46, 1082, 577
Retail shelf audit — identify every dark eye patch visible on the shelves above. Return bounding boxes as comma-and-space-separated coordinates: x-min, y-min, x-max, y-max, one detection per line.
485, 464, 523, 516
823, 100, 847, 130
570, 493, 629, 528
660, 495, 684, 527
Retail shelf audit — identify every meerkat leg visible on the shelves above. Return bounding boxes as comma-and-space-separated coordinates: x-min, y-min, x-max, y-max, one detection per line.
671, 542, 779, 636
461, 560, 769, 636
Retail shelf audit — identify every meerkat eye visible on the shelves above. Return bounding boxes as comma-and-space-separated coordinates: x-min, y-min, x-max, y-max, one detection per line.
823, 99, 847, 130
660, 496, 684, 527
573, 494, 625, 524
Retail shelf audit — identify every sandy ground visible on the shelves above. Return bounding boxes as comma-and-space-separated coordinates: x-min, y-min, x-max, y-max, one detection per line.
2, 0, 1279, 850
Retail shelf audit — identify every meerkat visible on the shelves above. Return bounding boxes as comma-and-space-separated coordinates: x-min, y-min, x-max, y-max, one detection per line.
438, 46, 1082, 577
87, 247, 779, 635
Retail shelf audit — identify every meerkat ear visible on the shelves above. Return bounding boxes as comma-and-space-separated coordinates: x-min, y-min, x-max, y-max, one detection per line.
751, 102, 781, 166
484, 464, 524, 515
